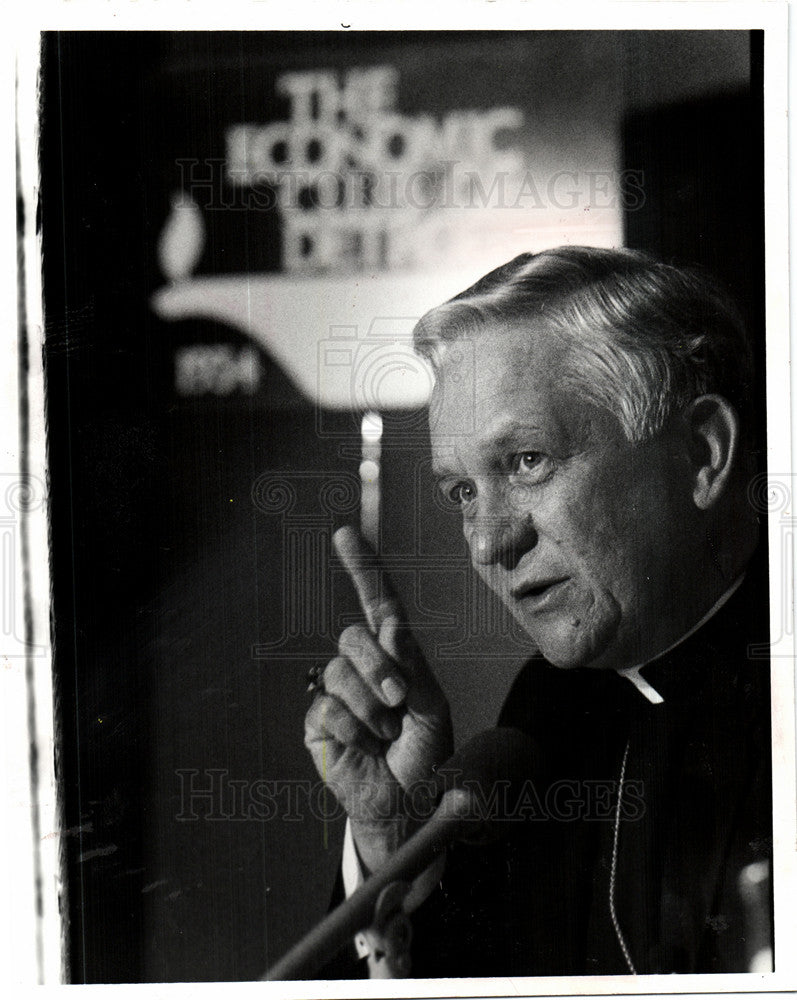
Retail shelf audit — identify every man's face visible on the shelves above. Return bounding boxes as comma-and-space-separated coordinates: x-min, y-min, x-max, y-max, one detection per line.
429, 324, 697, 671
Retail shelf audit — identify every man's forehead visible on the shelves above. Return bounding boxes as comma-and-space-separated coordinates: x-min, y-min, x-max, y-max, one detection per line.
436, 321, 564, 371
429, 327, 568, 429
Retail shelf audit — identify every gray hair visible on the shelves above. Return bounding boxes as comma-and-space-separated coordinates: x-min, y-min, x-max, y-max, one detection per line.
413, 246, 754, 444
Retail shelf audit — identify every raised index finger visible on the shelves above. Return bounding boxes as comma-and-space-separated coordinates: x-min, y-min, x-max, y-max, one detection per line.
333, 525, 403, 634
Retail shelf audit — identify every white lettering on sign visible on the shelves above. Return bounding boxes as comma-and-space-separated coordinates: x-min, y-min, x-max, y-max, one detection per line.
224, 66, 524, 275
175, 345, 261, 396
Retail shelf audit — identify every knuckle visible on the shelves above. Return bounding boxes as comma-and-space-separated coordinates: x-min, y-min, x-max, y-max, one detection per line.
302, 727, 318, 753
376, 598, 401, 621
322, 655, 346, 690
304, 695, 327, 735
339, 624, 371, 661
338, 625, 361, 655
336, 711, 361, 746
325, 658, 372, 713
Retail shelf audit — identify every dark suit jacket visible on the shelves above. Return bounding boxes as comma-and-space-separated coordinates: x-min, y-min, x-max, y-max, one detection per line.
324, 551, 773, 979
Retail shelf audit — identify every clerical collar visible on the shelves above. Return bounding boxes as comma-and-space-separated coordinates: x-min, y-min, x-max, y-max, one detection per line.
616, 574, 746, 705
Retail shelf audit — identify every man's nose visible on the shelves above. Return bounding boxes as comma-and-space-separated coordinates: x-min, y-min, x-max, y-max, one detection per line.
467, 493, 538, 569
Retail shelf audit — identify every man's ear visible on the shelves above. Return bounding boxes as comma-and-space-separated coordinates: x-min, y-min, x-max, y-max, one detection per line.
684, 394, 739, 510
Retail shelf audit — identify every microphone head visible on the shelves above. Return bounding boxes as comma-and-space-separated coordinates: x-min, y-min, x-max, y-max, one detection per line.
434, 727, 543, 844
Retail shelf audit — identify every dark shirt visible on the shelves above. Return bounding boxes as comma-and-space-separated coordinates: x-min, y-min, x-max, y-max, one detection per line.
325, 550, 772, 978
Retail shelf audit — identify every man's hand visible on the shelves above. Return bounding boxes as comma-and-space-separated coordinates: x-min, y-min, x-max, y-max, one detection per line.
304, 526, 453, 873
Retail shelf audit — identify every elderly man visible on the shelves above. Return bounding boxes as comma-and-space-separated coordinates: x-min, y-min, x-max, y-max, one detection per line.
304, 247, 772, 977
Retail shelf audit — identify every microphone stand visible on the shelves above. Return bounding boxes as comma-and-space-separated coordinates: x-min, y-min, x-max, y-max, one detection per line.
262, 787, 473, 981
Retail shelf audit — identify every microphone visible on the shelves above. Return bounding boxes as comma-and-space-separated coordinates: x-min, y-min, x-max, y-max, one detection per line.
434, 725, 540, 844
263, 727, 538, 981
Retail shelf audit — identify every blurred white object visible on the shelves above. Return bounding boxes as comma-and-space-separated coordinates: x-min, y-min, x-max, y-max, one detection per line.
360, 411, 383, 548
738, 859, 773, 972
152, 271, 453, 409
157, 192, 206, 282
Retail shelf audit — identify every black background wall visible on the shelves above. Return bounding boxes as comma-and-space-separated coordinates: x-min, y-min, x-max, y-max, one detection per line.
41, 31, 763, 982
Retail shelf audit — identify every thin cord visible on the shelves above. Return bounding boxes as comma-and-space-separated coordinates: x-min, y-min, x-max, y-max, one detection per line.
610, 738, 637, 975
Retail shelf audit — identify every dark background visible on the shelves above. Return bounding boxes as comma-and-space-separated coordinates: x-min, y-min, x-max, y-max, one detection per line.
41, 30, 764, 982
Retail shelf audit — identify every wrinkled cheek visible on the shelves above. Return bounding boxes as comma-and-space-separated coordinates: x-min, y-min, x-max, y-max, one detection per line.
547, 588, 623, 666
558, 580, 618, 632
566, 585, 597, 628
582, 590, 622, 648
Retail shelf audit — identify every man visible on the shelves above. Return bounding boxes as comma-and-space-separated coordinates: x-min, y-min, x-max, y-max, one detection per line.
304, 247, 772, 977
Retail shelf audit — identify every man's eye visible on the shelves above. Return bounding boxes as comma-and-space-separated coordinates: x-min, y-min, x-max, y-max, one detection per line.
512, 452, 550, 478
448, 482, 476, 506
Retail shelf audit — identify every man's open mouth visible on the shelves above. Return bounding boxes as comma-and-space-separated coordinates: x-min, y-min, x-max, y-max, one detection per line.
512, 578, 568, 602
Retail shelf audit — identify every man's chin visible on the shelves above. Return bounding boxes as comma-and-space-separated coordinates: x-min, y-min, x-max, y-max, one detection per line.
516, 614, 615, 670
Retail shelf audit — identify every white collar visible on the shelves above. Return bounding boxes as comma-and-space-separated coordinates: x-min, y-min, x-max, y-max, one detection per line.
616, 574, 746, 705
